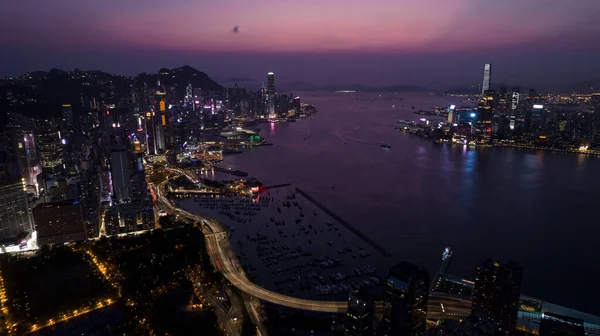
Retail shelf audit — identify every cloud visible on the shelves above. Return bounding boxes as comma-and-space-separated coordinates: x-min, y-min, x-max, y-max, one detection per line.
232, 25, 239, 33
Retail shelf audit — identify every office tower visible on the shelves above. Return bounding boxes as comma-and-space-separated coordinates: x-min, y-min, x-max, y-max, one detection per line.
481, 63, 492, 95
345, 290, 374, 336
510, 87, 520, 131
266, 72, 276, 119
5, 128, 41, 188
267, 72, 275, 95
145, 111, 158, 155
539, 312, 585, 336
110, 150, 131, 203
62, 104, 74, 132
33, 200, 86, 246
0, 178, 33, 241
35, 124, 64, 172
472, 259, 522, 334
156, 85, 168, 152
476, 90, 495, 141
381, 261, 429, 336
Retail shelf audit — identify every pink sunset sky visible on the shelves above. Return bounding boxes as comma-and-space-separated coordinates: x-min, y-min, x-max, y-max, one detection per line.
1, 0, 599, 87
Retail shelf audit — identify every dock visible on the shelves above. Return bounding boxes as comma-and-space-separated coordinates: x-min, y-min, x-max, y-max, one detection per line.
295, 188, 392, 257
263, 183, 292, 189
212, 166, 249, 177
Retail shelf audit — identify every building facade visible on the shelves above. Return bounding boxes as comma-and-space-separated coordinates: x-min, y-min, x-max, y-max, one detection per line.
0, 178, 33, 241
472, 259, 522, 334
345, 290, 374, 336
381, 261, 429, 336
110, 150, 131, 203
33, 200, 86, 246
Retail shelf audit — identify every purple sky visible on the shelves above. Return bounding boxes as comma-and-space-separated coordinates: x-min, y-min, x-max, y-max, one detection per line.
1, 0, 599, 88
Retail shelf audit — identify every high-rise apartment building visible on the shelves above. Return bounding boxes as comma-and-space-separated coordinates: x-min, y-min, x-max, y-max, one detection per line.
33, 200, 86, 246
344, 290, 374, 336
35, 127, 64, 172
381, 261, 429, 336
0, 178, 33, 241
110, 150, 131, 203
472, 259, 522, 334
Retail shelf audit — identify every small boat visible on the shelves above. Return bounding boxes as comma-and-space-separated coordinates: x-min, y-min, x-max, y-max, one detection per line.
381, 142, 392, 149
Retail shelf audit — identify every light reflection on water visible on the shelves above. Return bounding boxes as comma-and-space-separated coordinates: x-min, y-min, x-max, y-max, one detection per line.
220, 91, 600, 315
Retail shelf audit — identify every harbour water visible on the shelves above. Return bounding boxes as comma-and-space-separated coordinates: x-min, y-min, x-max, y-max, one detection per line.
179, 187, 386, 299
216, 91, 600, 315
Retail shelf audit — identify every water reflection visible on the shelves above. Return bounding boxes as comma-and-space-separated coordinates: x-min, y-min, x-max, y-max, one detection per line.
222, 92, 600, 315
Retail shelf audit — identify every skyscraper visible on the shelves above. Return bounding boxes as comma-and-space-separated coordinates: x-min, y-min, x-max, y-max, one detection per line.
144, 111, 158, 155
33, 200, 86, 246
110, 150, 131, 203
35, 123, 64, 172
510, 87, 520, 131
475, 90, 495, 142
472, 259, 522, 334
481, 63, 492, 95
0, 178, 33, 241
266, 72, 276, 119
267, 72, 275, 95
381, 261, 429, 336
539, 312, 585, 336
344, 289, 374, 336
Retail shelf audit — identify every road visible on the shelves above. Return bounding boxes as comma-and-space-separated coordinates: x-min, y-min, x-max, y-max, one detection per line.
154, 167, 484, 322
154, 171, 348, 314
194, 283, 242, 336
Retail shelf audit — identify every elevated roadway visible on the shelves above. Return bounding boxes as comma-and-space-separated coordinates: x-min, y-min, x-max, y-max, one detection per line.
155, 175, 347, 313
155, 167, 481, 316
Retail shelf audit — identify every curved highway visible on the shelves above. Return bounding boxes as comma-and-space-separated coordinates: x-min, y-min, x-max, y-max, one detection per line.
156, 169, 471, 316
155, 176, 348, 313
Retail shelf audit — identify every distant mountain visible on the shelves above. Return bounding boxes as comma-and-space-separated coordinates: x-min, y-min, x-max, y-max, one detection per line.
1, 68, 133, 118
320, 84, 427, 92
136, 65, 224, 93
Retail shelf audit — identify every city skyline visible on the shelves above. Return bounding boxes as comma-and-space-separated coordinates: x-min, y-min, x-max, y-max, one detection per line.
1, 1, 600, 88
2, 1, 600, 334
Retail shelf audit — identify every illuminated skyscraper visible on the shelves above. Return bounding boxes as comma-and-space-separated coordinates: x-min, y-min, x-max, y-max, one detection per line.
144, 111, 158, 155
267, 72, 275, 95
155, 88, 167, 152
266, 72, 276, 119
381, 261, 429, 336
481, 63, 492, 95
344, 290, 374, 336
510, 87, 520, 130
472, 259, 522, 334
476, 90, 495, 141
110, 150, 131, 203
0, 178, 33, 241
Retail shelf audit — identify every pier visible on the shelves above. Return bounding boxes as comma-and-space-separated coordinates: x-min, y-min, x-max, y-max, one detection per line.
212, 166, 249, 177
263, 183, 292, 189
295, 188, 392, 257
